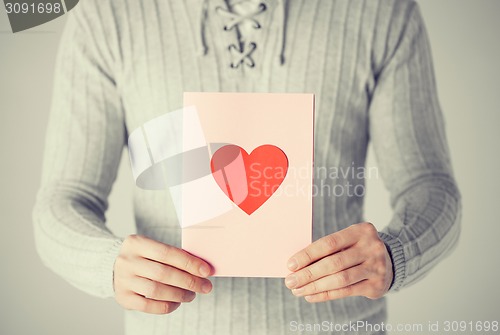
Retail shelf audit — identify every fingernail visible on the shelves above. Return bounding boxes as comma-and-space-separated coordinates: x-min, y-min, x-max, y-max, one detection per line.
287, 258, 298, 271
184, 291, 196, 302
199, 265, 210, 277
292, 287, 304, 295
305, 295, 314, 302
201, 282, 212, 294
285, 275, 297, 289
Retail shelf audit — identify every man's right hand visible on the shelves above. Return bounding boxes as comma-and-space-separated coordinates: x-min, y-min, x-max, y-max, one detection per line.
113, 234, 213, 315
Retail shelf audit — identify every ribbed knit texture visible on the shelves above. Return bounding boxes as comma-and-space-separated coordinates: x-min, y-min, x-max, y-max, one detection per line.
33, 0, 461, 334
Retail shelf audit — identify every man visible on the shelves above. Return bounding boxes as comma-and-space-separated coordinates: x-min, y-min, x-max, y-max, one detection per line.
34, 0, 461, 334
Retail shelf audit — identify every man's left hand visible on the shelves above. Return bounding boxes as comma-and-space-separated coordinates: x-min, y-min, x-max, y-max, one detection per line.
285, 222, 393, 303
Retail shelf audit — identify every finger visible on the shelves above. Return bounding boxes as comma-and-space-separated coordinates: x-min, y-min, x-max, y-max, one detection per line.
285, 247, 365, 289
134, 257, 213, 294
128, 276, 196, 303
129, 235, 212, 278
287, 226, 358, 271
120, 293, 181, 315
292, 265, 367, 297
303, 280, 374, 303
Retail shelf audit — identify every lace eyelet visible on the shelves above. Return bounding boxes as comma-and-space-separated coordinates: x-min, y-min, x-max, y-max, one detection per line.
216, 1, 267, 69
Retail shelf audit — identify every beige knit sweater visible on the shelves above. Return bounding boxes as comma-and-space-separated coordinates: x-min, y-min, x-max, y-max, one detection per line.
33, 0, 461, 334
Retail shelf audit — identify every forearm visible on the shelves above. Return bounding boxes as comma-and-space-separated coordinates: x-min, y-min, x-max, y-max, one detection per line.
379, 175, 461, 291
33, 184, 123, 298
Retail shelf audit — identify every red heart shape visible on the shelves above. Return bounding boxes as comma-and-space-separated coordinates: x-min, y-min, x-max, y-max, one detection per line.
210, 145, 288, 215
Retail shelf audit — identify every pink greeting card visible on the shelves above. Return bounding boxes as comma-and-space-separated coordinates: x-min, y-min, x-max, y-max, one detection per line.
181, 92, 314, 277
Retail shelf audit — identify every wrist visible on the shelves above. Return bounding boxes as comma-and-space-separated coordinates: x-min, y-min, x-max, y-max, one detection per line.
378, 232, 405, 292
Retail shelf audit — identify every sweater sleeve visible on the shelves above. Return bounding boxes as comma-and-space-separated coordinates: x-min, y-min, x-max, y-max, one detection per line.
33, 1, 125, 298
369, 1, 462, 291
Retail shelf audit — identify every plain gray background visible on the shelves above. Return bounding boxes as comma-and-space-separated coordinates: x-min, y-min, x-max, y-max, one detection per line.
1, 1, 499, 334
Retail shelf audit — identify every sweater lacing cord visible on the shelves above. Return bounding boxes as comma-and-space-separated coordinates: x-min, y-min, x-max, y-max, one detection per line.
201, 0, 289, 69
217, 2, 267, 30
